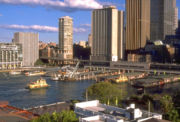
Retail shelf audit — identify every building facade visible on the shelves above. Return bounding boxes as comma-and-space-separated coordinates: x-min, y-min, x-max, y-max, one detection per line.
59, 16, 73, 60
151, 0, 178, 41
0, 43, 22, 69
126, 0, 177, 54
88, 34, 92, 47
79, 41, 86, 48
126, 0, 150, 51
75, 100, 163, 122
118, 11, 124, 60
13, 32, 39, 66
91, 6, 124, 61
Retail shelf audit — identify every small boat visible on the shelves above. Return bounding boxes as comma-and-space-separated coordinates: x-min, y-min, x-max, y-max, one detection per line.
115, 75, 128, 83
26, 78, 49, 90
9, 70, 21, 75
25, 71, 46, 76
51, 73, 61, 81
51, 76, 59, 81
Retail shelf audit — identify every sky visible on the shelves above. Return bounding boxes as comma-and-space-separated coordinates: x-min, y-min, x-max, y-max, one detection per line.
0, 0, 179, 44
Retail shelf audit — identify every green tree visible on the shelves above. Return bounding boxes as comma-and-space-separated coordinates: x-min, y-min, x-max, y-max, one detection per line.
34, 59, 45, 66
31, 111, 78, 122
168, 108, 179, 122
160, 95, 180, 121
31, 113, 51, 122
160, 95, 174, 113
87, 82, 126, 106
59, 110, 78, 122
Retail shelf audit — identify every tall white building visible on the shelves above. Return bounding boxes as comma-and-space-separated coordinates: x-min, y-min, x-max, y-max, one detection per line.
13, 32, 39, 66
91, 6, 124, 61
118, 11, 124, 60
59, 16, 73, 59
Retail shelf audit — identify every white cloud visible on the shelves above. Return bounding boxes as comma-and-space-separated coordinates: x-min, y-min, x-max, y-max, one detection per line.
74, 28, 86, 33
0, 24, 88, 33
80, 24, 91, 27
0, 24, 58, 32
0, 0, 103, 11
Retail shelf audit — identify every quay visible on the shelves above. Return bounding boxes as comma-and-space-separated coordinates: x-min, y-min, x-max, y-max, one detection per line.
26, 102, 71, 115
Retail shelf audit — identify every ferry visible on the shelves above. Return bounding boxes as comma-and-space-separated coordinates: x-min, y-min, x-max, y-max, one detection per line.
26, 78, 49, 90
25, 71, 46, 76
9, 70, 21, 75
115, 75, 128, 83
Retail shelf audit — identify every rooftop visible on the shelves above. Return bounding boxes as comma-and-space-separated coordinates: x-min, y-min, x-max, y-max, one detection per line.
26, 102, 71, 115
75, 100, 162, 122
0, 101, 38, 122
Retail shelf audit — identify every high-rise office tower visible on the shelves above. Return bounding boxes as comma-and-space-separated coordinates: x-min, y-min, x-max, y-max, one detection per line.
126, 0, 150, 51
150, 0, 177, 41
173, 0, 178, 32
13, 32, 39, 66
91, 6, 124, 61
126, 0, 177, 51
118, 11, 124, 60
59, 16, 73, 59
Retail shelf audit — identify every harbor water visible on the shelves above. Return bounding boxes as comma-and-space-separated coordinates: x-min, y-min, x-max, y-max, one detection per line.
0, 73, 96, 109
0, 72, 180, 109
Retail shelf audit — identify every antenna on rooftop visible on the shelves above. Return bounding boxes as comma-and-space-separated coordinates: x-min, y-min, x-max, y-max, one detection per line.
148, 100, 150, 117
86, 89, 88, 101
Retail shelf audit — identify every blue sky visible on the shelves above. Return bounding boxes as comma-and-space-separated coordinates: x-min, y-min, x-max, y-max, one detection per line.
0, 0, 179, 43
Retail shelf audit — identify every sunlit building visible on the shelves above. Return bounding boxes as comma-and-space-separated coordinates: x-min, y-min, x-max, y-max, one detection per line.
13, 32, 39, 66
91, 6, 124, 61
0, 43, 22, 69
126, 0, 150, 51
59, 16, 73, 59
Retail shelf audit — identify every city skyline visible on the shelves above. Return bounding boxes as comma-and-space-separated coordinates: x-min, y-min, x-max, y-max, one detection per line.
1, 0, 179, 44
0, 0, 126, 43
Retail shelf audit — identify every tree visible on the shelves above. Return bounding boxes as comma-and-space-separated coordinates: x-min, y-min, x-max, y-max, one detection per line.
86, 82, 126, 106
31, 111, 78, 122
59, 110, 78, 122
168, 109, 179, 122
160, 95, 174, 113
34, 59, 45, 66
160, 95, 180, 121
31, 113, 51, 122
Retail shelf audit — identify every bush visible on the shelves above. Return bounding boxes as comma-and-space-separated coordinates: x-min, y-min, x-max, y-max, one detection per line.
31, 111, 78, 122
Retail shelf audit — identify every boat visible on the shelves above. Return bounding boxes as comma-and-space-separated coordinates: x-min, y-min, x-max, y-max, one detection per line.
51, 76, 59, 81
25, 71, 46, 76
115, 75, 128, 83
26, 78, 49, 89
9, 70, 21, 75
51, 73, 61, 81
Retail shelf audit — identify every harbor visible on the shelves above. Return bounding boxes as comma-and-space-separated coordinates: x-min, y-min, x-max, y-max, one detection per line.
1, 65, 180, 109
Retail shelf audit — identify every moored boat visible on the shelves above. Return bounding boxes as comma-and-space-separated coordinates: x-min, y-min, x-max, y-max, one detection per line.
51, 76, 59, 81
26, 78, 49, 89
9, 70, 21, 75
115, 75, 128, 83
25, 71, 46, 76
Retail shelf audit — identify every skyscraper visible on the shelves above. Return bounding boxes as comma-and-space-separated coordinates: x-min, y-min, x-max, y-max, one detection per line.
173, 0, 178, 32
91, 6, 124, 61
59, 16, 73, 59
118, 11, 124, 60
150, 0, 177, 41
126, 0, 150, 51
13, 32, 39, 66
126, 0, 177, 51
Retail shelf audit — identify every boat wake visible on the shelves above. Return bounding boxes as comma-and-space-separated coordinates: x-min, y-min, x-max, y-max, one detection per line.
17, 88, 29, 92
